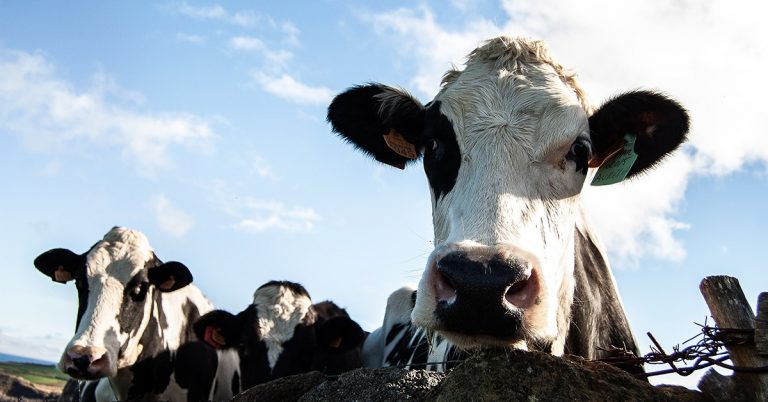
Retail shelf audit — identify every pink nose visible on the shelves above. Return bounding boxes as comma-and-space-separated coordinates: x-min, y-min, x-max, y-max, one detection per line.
61, 346, 110, 378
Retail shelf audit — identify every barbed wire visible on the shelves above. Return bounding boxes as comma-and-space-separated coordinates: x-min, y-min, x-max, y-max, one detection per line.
379, 318, 768, 378
597, 318, 768, 378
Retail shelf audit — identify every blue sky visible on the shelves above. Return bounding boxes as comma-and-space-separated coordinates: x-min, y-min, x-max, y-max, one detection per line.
1, 0, 765, 389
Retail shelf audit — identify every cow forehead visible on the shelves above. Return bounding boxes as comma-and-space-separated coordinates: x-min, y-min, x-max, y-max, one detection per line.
435, 47, 589, 162
85, 227, 154, 283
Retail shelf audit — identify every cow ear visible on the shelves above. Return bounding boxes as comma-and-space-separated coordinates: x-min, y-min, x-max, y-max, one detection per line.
148, 261, 193, 292
315, 316, 366, 353
194, 310, 243, 349
34, 248, 84, 283
327, 83, 426, 170
588, 90, 689, 180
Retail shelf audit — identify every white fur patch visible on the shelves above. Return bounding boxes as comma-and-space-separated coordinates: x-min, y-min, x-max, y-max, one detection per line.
252, 284, 313, 369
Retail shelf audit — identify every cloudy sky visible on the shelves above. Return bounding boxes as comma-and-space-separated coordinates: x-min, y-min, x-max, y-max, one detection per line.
1, 0, 765, 389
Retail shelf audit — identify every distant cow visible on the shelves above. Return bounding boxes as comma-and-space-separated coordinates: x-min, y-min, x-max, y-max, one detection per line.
193, 281, 365, 390
328, 36, 689, 366
362, 285, 468, 371
34, 227, 239, 401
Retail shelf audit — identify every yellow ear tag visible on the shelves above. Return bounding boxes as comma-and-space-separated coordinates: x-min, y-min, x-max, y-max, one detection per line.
54, 266, 73, 283
383, 129, 418, 160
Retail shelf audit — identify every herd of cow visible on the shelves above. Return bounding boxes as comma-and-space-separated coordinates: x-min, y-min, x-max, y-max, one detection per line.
33, 36, 690, 401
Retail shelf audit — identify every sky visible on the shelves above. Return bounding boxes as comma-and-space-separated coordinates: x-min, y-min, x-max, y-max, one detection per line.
1, 0, 766, 390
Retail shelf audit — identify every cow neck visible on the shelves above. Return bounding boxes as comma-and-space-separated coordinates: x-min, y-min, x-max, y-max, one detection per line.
566, 212, 639, 362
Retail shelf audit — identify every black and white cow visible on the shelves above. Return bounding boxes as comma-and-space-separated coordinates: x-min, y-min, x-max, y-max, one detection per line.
34, 227, 239, 401
327, 36, 689, 369
193, 281, 365, 390
362, 285, 469, 371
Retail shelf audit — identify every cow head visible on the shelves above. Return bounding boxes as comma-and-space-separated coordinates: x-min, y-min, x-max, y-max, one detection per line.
194, 282, 364, 388
34, 227, 193, 379
327, 37, 688, 352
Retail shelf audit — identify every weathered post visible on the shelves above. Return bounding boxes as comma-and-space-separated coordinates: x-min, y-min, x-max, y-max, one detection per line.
698, 276, 768, 401
756, 292, 768, 357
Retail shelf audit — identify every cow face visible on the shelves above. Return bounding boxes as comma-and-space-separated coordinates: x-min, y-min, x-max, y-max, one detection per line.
34, 227, 193, 379
194, 283, 365, 388
327, 37, 688, 351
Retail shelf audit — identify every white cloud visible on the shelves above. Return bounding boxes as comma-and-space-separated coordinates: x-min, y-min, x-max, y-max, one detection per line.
232, 202, 321, 233
363, 1, 768, 263
365, 6, 499, 97
152, 195, 194, 237
230, 36, 265, 51
41, 160, 61, 177
176, 32, 206, 44
0, 49, 216, 176
0, 327, 67, 363
210, 181, 321, 233
251, 71, 334, 105
172, 2, 258, 27
251, 154, 277, 180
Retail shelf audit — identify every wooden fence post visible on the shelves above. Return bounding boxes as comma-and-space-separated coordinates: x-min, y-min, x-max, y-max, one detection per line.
698, 276, 768, 401
756, 292, 767, 356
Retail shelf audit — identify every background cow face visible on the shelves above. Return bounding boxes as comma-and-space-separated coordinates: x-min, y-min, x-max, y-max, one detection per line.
328, 37, 688, 351
194, 284, 365, 389
34, 227, 193, 379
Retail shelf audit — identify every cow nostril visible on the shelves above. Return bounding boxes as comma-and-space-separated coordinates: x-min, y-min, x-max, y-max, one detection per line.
504, 274, 537, 308
72, 356, 91, 371
434, 268, 457, 304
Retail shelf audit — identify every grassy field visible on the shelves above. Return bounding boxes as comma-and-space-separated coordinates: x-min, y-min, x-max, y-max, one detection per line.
0, 361, 68, 388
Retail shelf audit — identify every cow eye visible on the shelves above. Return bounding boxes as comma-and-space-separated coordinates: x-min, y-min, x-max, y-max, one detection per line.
567, 140, 591, 161
128, 282, 148, 301
425, 139, 443, 160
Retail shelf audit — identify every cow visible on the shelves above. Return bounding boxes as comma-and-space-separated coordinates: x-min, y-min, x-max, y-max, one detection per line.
327, 36, 689, 370
193, 281, 366, 390
34, 227, 240, 401
362, 285, 469, 371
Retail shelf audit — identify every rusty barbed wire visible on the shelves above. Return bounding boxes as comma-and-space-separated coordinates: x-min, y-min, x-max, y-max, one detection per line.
597, 318, 768, 378
369, 318, 768, 378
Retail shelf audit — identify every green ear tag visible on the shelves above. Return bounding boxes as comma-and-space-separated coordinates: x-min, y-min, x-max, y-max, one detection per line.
591, 134, 638, 186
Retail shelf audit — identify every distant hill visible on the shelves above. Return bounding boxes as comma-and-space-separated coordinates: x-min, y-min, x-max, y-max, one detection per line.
0, 353, 54, 366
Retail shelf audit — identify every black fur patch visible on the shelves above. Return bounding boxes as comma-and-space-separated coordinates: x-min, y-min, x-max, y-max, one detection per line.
118, 273, 150, 335
589, 90, 689, 178
174, 341, 218, 401
231, 371, 240, 396
127, 349, 173, 399
422, 101, 461, 200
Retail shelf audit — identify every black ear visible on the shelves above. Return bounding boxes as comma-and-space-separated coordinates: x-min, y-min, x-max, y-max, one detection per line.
193, 310, 242, 349
327, 83, 426, 169
315, 316, 366, 353
588, 90, 689, 179
148, 261, 193, 292
33, 248, 84, 283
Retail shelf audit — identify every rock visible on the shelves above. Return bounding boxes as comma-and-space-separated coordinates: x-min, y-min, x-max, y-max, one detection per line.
230, 350, 710, 402
231, 371, 326, 402
300, 368, 445, 401
0, 372, 61, 402
426, 350, 709, 401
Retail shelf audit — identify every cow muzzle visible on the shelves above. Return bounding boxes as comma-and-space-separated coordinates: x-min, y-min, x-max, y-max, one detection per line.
428, 249, 540, 341
59, 345, 112, 379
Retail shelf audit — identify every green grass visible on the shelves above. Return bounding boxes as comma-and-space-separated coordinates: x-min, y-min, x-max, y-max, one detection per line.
0, 362, 68, 388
